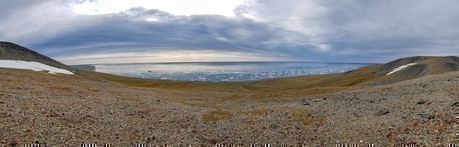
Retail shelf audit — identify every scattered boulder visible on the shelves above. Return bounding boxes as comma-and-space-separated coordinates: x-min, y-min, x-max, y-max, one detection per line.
353, 113, 361, 117
301, 100, 310, 105
312, 113, 323, 118
448, 76, 459, 81
421, 84, 428, 88
269, 124, 279, 130
416, 99, 427, 105
418, 113, 435, 119
452, 102, 459, 107
312, 99, 322, 102
145, 136, 156, 143
375, 108, 390, 116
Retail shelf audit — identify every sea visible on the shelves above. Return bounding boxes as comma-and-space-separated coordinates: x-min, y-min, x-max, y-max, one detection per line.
94, 62, 371, 82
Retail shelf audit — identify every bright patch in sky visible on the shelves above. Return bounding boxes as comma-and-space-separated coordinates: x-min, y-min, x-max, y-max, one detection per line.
55, 50, 291, 65
71, 0, 247, 16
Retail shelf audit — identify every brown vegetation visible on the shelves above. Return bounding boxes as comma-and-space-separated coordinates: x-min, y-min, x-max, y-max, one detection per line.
202, 110, 233, 121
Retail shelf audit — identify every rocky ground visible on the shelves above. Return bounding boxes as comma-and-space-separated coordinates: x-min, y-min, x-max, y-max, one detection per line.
0, 68, 458, 146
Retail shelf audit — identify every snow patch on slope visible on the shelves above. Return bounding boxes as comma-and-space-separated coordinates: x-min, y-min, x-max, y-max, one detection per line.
386, 63, 417, 75
0, 60, 73, 75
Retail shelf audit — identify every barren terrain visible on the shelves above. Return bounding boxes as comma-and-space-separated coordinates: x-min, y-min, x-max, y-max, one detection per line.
0, 67, 458, 146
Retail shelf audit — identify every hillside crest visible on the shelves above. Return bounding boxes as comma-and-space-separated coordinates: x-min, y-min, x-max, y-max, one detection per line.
0, 41, 74, 72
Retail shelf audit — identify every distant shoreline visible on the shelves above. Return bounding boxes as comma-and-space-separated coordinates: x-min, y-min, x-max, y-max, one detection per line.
70, 64, 96, 71
75, 61, 381, 66
87, 62, 369, 82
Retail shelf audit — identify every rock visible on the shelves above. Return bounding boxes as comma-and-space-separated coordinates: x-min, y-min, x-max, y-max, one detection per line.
375, 108, 390, 116
422, 84, 428, 88
353, 113, 361, 117
204, 136, 221, 144
312, 113, 322, 118
452, 102, 459, 107
269, 124, 279, 129
145, 136, 156, 143
447, 78, 459, 82
418, 113, 435, 119
302, 100, 310, 105
8, 139, 18, 146
416, 99, 427, 105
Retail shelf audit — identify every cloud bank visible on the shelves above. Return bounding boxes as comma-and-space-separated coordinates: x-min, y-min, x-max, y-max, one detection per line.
0, 0, 458, 64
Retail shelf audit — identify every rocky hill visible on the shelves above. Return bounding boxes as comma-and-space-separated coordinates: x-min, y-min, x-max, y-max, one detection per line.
247, 56, 459, 93
0, 41, 75, 72
363, 56, 459, 85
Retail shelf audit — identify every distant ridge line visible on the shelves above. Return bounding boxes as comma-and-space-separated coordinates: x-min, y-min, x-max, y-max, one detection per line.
0, 41, 75, 72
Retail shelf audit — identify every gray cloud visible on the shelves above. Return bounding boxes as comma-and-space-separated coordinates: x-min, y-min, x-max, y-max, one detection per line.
0, 0, 458, 64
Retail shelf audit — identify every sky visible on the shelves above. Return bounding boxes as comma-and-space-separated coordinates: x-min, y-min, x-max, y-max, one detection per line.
0, 0, 458, 64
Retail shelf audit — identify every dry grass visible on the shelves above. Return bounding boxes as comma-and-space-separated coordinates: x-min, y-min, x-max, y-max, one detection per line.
83, 71, 247, 92
404, 94, 421, 99
202, 110, 232, 121
246, 65, 381, 90
82, 86, 99, 92
238, 108, 269, 115
76, 65, 384, 102
278, 106, 325, 126
239, 117, 262, 123
50, 85, 73, 92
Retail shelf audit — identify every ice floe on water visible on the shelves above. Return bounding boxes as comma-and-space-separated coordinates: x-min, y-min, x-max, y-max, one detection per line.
386, 63, 417, 75
0, 60, 74, 75
95, 62, 369, 82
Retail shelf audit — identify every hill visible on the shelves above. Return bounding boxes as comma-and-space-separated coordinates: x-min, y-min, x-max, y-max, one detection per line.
365, 56, 459, 85
250, 56, 459, 89
0, 41, 75, 73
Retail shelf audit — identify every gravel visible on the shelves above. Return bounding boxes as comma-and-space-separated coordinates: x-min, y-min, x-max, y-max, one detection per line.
0, 68, 458, 146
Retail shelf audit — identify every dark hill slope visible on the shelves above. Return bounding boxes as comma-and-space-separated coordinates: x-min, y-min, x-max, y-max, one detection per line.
0, 41, 75, 72
364, 56, 459, 85
250, 56, 459, 89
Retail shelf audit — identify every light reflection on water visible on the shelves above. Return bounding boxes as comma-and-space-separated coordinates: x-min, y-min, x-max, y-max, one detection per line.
95, 62, 370, 82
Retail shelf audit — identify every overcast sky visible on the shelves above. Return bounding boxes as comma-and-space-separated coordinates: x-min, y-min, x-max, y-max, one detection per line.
1, 0, 458, 64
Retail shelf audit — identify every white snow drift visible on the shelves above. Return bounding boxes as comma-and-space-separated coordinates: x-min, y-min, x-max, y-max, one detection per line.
386, 63, 417, 75
0, 60, 73, 75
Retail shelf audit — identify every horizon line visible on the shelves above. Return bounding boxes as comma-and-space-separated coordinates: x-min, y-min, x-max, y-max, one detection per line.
69, 60, 381, 66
